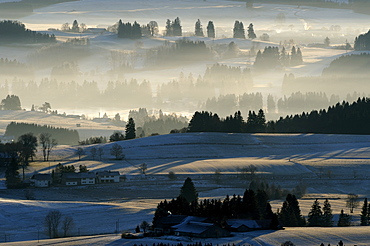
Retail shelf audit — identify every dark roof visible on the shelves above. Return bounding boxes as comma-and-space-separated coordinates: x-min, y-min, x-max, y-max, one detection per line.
156, 215, 188, 226
174, 221, 214, 234
31, 173, 52, 181
64, 172, 96, 179
96, 171, 120, 176
227, 219, 261, 229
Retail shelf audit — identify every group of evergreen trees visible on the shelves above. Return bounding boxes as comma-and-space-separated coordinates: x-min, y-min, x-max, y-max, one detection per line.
117, 20, 142, 39
1, 95, 21, 110
187, 110, 266, 133
306, 199, 333, 227
271, 97, 370, 134
165, 17, 182, 36
188, 97, 370, 135
254, 46, 303, 70
0, 20, 55, 43
233, 21, 256, 39
5, 122, 79, 145
153, 178, 278, 229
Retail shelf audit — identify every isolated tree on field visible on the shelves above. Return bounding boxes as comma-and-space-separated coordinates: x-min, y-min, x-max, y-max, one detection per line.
98, 147, 104, 160
337, 209, 351, 226
322, 198, 333, 227
125, 118, 136, 140
346, 193, 359, 213
207, 21, 215, 38
61, 216, 74, 237
110, 143, 124, 160
179, 177, 198, 203
148, 21, 158, 36
278, 194, 305, 227
45, 210, 62, 238
18, 133, 38, 180
79, 23, 87, 33
40, 102, 51, 113
247, 23, 257, 39
165, 19, 172, 36
5, 143, 22, 188
172, 17, 182, 36
39, 133, 57, 161
307, 199, 323, 226
360, 198, 368, 226
71, 20, 79, 32
139, 163, 147, 175
194, 19, 204, 37
90, 147, 97, 160
76, 147, 85, 161
61, 23, 70, 32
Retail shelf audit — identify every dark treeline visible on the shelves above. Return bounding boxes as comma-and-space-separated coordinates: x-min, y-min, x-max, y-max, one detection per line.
271, 97, 370, 134
188, 97, 370, 135
147, 39, 212, 68
5, 122, 79, 145
0, 20, 55, 43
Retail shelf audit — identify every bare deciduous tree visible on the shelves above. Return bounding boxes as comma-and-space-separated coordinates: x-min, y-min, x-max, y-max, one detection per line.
346, 193, 359, 213
62, 216, 74, 237
45, 210, 62, 238
110, 143, 124, 160
76, 147, 85, 161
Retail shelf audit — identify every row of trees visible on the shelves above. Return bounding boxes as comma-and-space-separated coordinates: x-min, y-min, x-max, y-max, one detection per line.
5, 122, 79, 145
188, 97, 370, 135
187, 110, 266, 133
233, 21, 256, 39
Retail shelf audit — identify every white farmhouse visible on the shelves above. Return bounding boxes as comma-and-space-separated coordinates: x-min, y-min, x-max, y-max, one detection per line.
96, 171, 120, 183
30, 173, 52, 188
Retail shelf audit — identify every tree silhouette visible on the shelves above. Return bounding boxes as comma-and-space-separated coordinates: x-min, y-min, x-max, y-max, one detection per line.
179, 177, 198, 203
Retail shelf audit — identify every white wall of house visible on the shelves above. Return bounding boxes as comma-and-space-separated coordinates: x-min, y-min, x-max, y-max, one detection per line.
81, 178, 95, 185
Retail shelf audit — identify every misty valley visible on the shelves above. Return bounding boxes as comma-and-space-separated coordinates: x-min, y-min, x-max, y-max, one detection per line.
2, 0, 370, 245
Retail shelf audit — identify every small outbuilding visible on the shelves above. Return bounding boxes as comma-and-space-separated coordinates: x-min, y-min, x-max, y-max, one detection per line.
173, 216, 230, 238
227, 219, 261, 232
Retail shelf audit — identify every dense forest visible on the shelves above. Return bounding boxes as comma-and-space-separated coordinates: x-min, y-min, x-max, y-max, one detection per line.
5, 122, 79, 145
188, 97, 370, 135
0, 20, 55, 43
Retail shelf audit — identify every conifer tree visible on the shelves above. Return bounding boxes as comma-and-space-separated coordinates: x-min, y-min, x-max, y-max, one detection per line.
195, 19, 204, 37
242, 189, 259, 219
322, 198, 333, 227
360, 198, 368, 226
207, 21, 215, 38
173, 17, 182, 36
278, 194, 305, 226
307, 199, 323, 226
125, 117, 136, 140
179, 177, 198, 203
165, 19, 172, 36
71, 20, 79, 33
247, 23, 257, 39
337, 209, 351, 226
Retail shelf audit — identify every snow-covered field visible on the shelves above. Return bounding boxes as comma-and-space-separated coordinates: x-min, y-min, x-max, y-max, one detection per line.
1, 132, 370, 244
